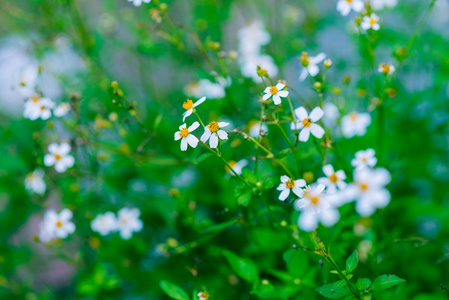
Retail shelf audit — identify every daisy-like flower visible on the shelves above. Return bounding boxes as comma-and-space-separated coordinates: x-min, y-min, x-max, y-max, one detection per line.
227, 159, 248, 176
294, 184, 340, 231
23, 96, 55, 120
318, 164, 347, 192
200, 121, 229, 148
44, 142, 75, 173
197, 292, 210, 300
361, 13, 380, 31
341, 112, 372, 138
182, 96, 206, 121
41, 209, 76, 241
351, 149, 377, 170
127, 0, 151, 6
117, 207, 143, 239
262, 83, 289, 105
53, 102, 71, 117
291, 106, 325, 142
345, 168, 391, 216
378, 63, 395, 75
174, 122, 200, 151
277, 175, 307, 201
299, 52, 326, 81
91, 212, 118, 236
337, 0, 364, 16
25, 168, 46, 195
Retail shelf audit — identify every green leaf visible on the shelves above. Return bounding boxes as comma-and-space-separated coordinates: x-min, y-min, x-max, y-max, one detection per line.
222, 250, 259, 283
371, 274, 406, 292
274, 149, 290, 159
77, 281, 100, 295
316, 280, 351, 299
235, 186, 252, 206
283, 249, 309, 276
251, 280, 274, 297
159, 281, 190, 300
356, 278, 372, 292
242, 169, 258, 184
345, 251, 359, 273
196, 152, 214, 164
259, 176, 274, 189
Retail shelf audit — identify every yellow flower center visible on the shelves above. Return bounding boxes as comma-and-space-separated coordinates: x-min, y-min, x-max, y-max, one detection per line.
346, 0, 353, 2
286, 179, 295, 189
208, 121, 219, 133
32, 96, 40, 103
359, 183, 368, 191
300, 52, 310, 67
381, 64, 390, 74
179, 127, 189, 138
350, 112, 358, 121
329, 173, 339, 183
121, 218, 128, 225
370, 18, 377, 25
310, 196, 319, 205
56, 220, 62, 227
301, 118, 312, 127
183, 99, 193, 110
362, 157, 367, 162
269, 86, 278, 95
40, 106, 45, 111
54, 154, 62, 161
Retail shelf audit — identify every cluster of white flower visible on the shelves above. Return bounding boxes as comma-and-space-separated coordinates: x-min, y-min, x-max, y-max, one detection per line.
91, 208, 144, 239
127, 0, 151, 7
39, 209, 76, 242
23, 95, 70, 120
336, 0, 391, 33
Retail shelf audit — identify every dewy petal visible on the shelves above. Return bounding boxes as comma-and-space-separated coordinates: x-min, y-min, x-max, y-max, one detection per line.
174, 131, 181, 141
273, 94, 282, 105
200, 130, 211, 143
279, 188, 290, 201
217, 130, 228, 140
209, 134, 219, 148
180, 138, 188, 151
299, 127, 311, 142
275, 83, 285, 90
262, 93, 272, 101
310, 123, 325, 138
193, 96, 206, 107
294, 106, 308, 120
309, 107, 324, 122
187, 134, 199, 148
188, 121, 200, 132
322, 164, 334, 177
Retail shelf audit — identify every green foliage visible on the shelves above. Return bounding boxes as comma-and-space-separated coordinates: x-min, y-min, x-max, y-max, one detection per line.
160, 281, 190, 300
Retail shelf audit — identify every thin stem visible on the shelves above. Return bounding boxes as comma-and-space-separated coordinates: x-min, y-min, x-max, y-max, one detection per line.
324, 254, 361, 299
194, 111, 206, 128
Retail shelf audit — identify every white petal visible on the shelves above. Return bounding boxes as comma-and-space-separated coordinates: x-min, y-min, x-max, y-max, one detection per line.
187, 135, 199, 148
54, 162, 67, 173
62, 155, 75, 168
188, 121, 200, 132
193, 96, 206, 107
275, 83, 285, 90
180, 138, 188, 151
310, 124, 325, 138
277, 183, 287, 191
294, 107, 308, 120
44, 154, 55, 166
218, 122, 229, 128
320, 208, 340, 227
273, 95, 282, 105
182, 109, 192, 122
295, 179, 306, 187
60, 209, 73, 221
298, 210, 318, 231
263, 93, 272, 101
217, 130, 228, 140
200, 130, 211, 143
308, 64, 319, 77
299, 68, 308, 81
310, 53, 326, 64
174, 131, 181, 141
279, 188, 290, 201
323, 164, 334, 177
309, 107, 324, 122
59, 143, 71, 155
209, 134, 219, 148
292, 186, 304, 198
280, 175, 290, 183
277, 90, 289, 97
299, 128, 310, 142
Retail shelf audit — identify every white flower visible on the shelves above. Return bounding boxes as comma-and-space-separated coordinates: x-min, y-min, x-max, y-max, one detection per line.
53, 102, 71, 117
318, 164, 347, 193
341, 112, 372, 138
370, 0, 397, 10
249, 120, 268, 138
291, 106, 325, 142
337, 0, 364, 16
182, 97, 206, 122
262, 83, 289, 105
197, 292, 210, 300
322, 102, 340, 127
174, 122, 200, 151
40, 209, 76, 241
294, 184, 340, 231
237, 20, 271, 56
277, 175, 306, 201
117, 207, 143, 239
184, 79, 226, 100
200, 121, 229, 148
227, 159, 248, 175
345, 168, 391, 216
351, 149, 377, 170
299, 52, 326, 81
127, 0, 151, 6
378, 63, 395, 75
239, 54, 279, 83
39, 222, 54, 243
25, 169, 46, 194
23, 96, 55, 120
91, 212, 118, 236
361, 14, 380, 31
44, 142, 75, 173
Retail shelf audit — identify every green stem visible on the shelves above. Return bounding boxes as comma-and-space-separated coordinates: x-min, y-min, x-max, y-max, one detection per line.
324, 254, 361, 299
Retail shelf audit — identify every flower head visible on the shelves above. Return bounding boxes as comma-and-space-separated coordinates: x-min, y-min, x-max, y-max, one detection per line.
299, 52, 326, 81
351, 149, 377, 171
175, 122, 200, 151
337, 0, 364, 16
182, 97, 206, 121
277, 175, 306, 201
117, 207, 143, 239
341, 112, 372, 138
44, 142, 75, 173
262, 83, 289, 105
291, 106, 325, 142
200, 121, 229, 148
198, 292, 210, 300
23, 96, 55, 120
25, 168, 46, 195
91, 212, 118, 236
378, 63, 395, 75
40, 209, 76, 242
361, 13, 380, 31
318, 164, 347, 193
54, 102, 71, 117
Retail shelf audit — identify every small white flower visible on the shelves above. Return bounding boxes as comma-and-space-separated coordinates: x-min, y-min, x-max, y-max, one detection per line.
40, 209, 76, 241
127, 0, 151, 6
184, 79, 226, 99
25, 169, 46, 194
23, 96, 55, 120
318, 165, 347, 193
351, 149, 377, 170
262, 83, 289, 105
249, 120, 268, 138
117, 207, 143, 239
294, 184, 340, 231
237, 20, 271, 56
174, 122, 200, 151
227, 159, 248, 175
182, 97, 206, 122
53, 102, 71, 117
341, 112, 372, 138
345, 168, 391, 216
337, 0, 364, 16
200, 121, 229, 148
299, 52, 326, 81
239, 54, 279, 83
378, 63, 395, 75
361, 14, 380, 31
197, 291, 210, 300
370, 0, 398, 10
291, 106, 325, 142
91, 212, 118, 236
277, 175, 306, 201
44, 142, 75, 173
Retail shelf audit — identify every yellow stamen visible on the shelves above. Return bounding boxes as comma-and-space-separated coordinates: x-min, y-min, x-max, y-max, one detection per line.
208, 121, 219, 133
301, 118, 312, 127
286, 179, 295, 189
359, 183, 368, 191
362, 157, 367, 162
370, 18, 377, 25
329, 173, 339, 183
346, 0, 353, 2
56, 220, 62, 227
310, 196, 319, 205
54, 154, 62, 161
350, 112, 358, 121
182, 99, 194, 110
40, 106, 45, 111
269, 86, 278, 95
179, 127, 189, 138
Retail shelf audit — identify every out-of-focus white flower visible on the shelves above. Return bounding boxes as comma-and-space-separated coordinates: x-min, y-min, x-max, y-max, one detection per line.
44, 142, 75, 173
249, 120, 268, 138
240, 54, 279, 83
184, 79, 226, 100
53, 102, 71, 117
175, 122, 200, 151
370, 0, 397, 10
23, 96, 55, 121
299, 52, 326, 81
318, 164, 347, 192
197, 291, 210, 300
294, 184, 340, 231
128, 0, 151, 6
227, 159, 248, 175
345, 168, 391, 216
91, 212, 118, 236
40, 209, 76, 242
262, 83, 289, 105
361, 14, 380, 31
25, 169, 46, 195
378, 63, 395, 75
322, 102, 340, 127
200, 121, 229, 148
291, 106, 325, 142
117, 207, 143, 239
341, 112, 371, 138
351, 149, 377, 171
337, 0, 364, 16
277, 175, 306, 201
182, 97, 206, 122
237, 20, 271, 56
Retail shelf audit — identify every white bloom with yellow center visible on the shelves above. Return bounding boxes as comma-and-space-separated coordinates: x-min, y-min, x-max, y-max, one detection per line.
175, 122, 200, 151
40, 209, 76, 241
227, 159, 248, 176
127, 0, 151, 6
337, 0, 364, 16
91, 212, 118, 236
54, 102, 71, 117
23, 96, 55, 120
299, 52, 326, 81
182, 96, 206, 122
291, 106, 325, 142
294, 184, 340, 231
378, 63, 395, 75
341, 112, 372, 138
262, 83, 289, 105
277, 175, 306, 201
25, 168, 46, 195
200, 121, 229, 148
240, 54, 279, 83
117, 207, 143, 240
44, 142, 75, 173
351, 149, 377, 171
318, 164, 347, 192
361, 13, 380, 31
